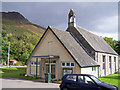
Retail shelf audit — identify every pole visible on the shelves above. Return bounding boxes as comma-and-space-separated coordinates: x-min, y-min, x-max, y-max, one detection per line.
48, 41, 53, 83
36, 58, 38, 79
48, 41, 51, 74
48, 55, 51, 83
7, 41, 10, 68
49, 56, 51, 73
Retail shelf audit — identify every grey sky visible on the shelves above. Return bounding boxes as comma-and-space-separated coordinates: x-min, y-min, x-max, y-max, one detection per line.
2, 2, 118, 40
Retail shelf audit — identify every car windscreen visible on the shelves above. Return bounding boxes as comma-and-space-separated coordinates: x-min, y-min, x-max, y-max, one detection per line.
90, 76, 102, 84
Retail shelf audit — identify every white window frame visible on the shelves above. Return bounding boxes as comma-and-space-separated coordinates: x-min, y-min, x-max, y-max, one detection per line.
103, 56, 105, 69
66, 62, 70, 67
70, 62, 75, 67
31, 61, 40, 66
61, 62, 66, 67
61, 62, 75, 67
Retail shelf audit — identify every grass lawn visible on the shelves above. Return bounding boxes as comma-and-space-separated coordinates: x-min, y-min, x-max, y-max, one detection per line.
0, 67, 35, 80
99, 74, 120, 89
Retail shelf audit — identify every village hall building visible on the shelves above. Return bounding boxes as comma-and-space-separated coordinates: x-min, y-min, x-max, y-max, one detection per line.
26, 9, 118, 80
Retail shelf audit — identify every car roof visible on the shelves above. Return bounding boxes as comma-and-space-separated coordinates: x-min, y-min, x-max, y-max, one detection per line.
63, 74, 93, 77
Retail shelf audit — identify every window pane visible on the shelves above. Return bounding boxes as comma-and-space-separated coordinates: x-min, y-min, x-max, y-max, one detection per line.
84, 76, 94, 84
45, 60, 48, 63
78, 76, 94, 85
78, 76, 85, 83
31, 61, 40, 66
103, 56, 105, 62
114, 57, 116, 72
62, 63, 65, 66
71, 63, 75, 67
90, 76, 102, 84
67, 63, 70, 66
114, 57, 116, 62
53, 60, 56, 63
109, 56, 111, 68
46, 64, 49, 73
66, 75, 76, 81
31, 62, 34, 65
103, 56, 105, 69
34, 62, 37, 65
38, 61, 40, 65
92, 67, 96, 71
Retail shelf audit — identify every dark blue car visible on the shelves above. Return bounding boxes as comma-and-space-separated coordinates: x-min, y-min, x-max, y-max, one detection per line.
59, 74, 119, 90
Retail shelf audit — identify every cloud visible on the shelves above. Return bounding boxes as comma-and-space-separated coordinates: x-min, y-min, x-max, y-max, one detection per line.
92, 15, 118, 33
92, 32, 118, 40
2, 2, 118, 40
81, 15, 118, 40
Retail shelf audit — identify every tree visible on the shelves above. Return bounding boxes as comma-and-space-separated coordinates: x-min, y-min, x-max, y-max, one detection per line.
104, 37, 119, 55
2, 24, 41, 65
115, 41, 120, 55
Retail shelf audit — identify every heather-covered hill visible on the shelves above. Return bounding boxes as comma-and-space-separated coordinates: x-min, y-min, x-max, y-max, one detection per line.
1, 12, 45, 64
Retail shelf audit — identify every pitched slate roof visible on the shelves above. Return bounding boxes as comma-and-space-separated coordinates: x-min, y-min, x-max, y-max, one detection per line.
50, 26, 99, 67
75, 26, 117, 55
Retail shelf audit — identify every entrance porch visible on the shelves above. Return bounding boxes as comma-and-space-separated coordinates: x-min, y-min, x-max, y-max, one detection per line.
29, 55, 60, 80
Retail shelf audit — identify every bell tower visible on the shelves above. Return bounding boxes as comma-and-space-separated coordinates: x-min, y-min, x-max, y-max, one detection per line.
68, 9, 76, 27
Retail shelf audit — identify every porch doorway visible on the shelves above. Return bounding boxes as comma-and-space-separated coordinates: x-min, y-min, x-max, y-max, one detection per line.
45, 60, 56, 79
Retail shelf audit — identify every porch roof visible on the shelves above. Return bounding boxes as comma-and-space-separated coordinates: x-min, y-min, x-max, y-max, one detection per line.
32, 55, 60, 59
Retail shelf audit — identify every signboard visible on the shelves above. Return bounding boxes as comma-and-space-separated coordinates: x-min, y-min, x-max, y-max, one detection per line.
63, 68, 73, 75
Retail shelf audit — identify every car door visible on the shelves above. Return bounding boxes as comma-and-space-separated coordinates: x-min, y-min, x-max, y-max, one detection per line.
77, 75, 98, 90
65, 75, 78, 90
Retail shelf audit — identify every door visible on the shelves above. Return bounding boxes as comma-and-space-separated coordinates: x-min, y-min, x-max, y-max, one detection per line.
77, 75, 98, 90
65, 75, 78, 90
51, 64, 56, 78
45, 63, 56, 79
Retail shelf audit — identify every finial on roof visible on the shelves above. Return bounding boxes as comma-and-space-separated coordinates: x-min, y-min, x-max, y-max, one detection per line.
69, 9, 76, 17
48, 25, 51, 28
70, 8, 74, 11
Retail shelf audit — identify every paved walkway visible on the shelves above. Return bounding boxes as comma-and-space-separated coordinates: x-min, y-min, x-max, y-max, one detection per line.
0, 66, 27, 68
1, 78, 60, 88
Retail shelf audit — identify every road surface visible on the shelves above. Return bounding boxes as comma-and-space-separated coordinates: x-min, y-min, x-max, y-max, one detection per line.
1, 78, 60, 88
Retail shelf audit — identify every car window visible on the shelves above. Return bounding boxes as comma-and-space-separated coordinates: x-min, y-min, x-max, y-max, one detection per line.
78, 75, 94, 85
78, 76, 85, 83
66, 75, 77, 81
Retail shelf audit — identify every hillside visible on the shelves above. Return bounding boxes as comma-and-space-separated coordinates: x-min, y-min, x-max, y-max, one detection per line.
1, 12, 45, 34
1, 11, 45, 64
